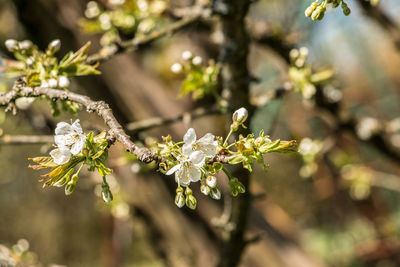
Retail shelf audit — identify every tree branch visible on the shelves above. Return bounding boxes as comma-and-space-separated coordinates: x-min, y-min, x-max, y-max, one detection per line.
86, 9, 211, 64
0, 134, 53, 145
0, 82, 158, 163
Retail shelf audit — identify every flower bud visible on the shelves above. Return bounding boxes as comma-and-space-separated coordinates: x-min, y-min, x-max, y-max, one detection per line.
65, 181, 76, 195
58, 76, 70, 88
229, 178, 245, 196
48, 39, 61, 54
232, 107, 248, 125
311, 6, 325, 21
192, 56, 202, 66
200, 184, 210, 195
206, 176, 217, 188
341, 3, 351, 16
102, 188, 113, 204
171, 63, 183, 73
175, 192, 185, 208
5, 39, 18, 52
19, 40, 33, 50
210, 187, 221, 200
185, 195, 197, 210
182, 50, 192, 61
48, 78, 58, 88
305, 2, 318, 17
15, 97, 35, 110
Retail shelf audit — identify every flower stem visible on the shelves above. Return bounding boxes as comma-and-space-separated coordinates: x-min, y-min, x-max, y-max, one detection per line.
223, 128, 234, 147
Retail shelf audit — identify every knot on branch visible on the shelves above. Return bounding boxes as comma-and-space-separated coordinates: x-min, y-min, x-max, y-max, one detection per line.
86, 101, 109, 113
135, 147, 156, 163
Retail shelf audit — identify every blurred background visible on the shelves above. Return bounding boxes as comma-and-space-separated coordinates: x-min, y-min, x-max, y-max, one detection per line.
1, 0, 400, 266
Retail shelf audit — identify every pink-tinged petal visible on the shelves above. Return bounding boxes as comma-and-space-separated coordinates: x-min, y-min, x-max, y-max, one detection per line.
70, 134, 86, 155
71, 119, 83, 134
190, 151, 205, 167
183, 128, 196, 145
166, 163, 181, 175
55, 122, 72, 135
50, 147, 71, 165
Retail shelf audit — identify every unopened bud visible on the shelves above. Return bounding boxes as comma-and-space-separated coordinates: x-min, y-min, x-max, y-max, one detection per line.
58, 76, 70, 88
200, 184, 210, 195
48, 78, 58, 88
192, 56, 202, 65
206, 176, 217, 188
19, 40, 33, 50
210, 187, 221, 200
182, 50, 192, 61
232, 107, 248, 125
65, 181, 76, 195
342, 3, 351, 16
305, 2, 318, 17
185, 194, 197, 209
48, 39, 61, 54
15, 97, 35, 110
171, 63, 183, 73
5, 39, 18, 52
175, 192, 185, 208
102, 188, 113, 204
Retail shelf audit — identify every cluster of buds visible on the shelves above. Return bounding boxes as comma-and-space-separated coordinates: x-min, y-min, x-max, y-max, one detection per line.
305, 0, 350, 21
200, 175, 221, 199
175, 186, 197, 209
288, 47, 334, 99
4, 39, 33, 53
170, 50, 220, 101
41, 75, 70, 89
80, 0, 167, 46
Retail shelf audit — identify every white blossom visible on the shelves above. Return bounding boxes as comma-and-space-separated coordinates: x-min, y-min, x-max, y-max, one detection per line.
166, 128, 218, 185
48, 39, 61, 53
50, 120, 86, 165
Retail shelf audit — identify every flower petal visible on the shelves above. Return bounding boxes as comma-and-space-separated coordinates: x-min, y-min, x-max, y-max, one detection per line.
50, 147, 71, 165
187, 164, 201, 183
175, 165, 191, 185
190, 151, 205, 167
70, 134, 86, 155
198, 133, 215, 143
71, 119, 83, 134
54, 134, 74, 147
183, 128, 196, 145
182, 143, 193, 157
198, 143, 217, 158
55, 122, 72, 135
166, 163, 181, 175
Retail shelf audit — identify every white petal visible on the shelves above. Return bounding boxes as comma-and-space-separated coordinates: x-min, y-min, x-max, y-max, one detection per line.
71, 119, 83, 134
55, 122, 73, 135
175, 165, 191, 185
50, 147, 71, 165
198, 133, 215, 143
198, 143, 217, 158
70, 134, 86, 155
54, 134, 74, 147
183, 128, 196, 145
187, 165, 201, 183
166, 163, 181, 175
190, 151, 205, 167
182, 143, 193, 157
